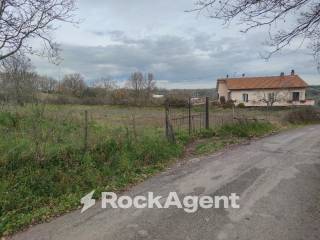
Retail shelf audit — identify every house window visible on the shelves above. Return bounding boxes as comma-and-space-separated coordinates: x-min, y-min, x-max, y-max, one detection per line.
268, 93, 275, 102
242, 93, 249, 102
292, 92, 300, 101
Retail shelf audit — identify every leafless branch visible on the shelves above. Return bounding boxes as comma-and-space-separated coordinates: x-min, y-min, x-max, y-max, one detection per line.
191, 0, 320, 64
0, 0, 77, 63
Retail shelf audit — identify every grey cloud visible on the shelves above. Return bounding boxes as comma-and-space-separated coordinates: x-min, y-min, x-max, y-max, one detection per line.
33, 31, 318, 87
30, 0, 319, 88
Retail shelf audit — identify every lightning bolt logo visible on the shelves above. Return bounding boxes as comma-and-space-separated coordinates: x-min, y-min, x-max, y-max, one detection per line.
81, 190, 96, 213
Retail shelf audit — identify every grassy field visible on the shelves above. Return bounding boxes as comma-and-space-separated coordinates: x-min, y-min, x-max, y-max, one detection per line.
0, 104, 310, 236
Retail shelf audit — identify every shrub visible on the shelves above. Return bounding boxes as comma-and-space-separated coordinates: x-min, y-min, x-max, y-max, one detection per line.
237, 103, 246, 108
164, 96, 188, 108
219, 96, 226, 104
285, 107, 320, 124
80, 97, 109, 105
223, 100, 235, 109
46, 95, 81, 105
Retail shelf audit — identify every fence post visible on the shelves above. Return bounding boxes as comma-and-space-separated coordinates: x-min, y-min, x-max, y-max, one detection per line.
232, 105, 235, 123
188, 97, 191, 135
165, 103, 169, 138
84, 110, 88, 152
205, 97, 209, 129
164, 103, 175, 143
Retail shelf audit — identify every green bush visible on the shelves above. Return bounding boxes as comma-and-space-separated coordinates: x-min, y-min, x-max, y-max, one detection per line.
237, 103, 246, 108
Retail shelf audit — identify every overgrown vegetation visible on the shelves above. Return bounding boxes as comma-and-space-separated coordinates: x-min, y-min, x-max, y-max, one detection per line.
0, 106, 184, 236
0, 104, 318, 236
194, 122, 277, 155
217, 121, 276, 138
285, 107, 320, 124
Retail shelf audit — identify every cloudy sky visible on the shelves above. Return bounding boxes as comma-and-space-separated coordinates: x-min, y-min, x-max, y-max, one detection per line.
31, 0, 319, 88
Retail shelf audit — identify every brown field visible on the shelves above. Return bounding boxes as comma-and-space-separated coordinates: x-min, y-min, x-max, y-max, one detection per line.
9, 104, 291, 129
1, 104, 292, 137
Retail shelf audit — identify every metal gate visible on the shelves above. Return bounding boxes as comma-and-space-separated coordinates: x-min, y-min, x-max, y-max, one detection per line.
165, 97, 210, 141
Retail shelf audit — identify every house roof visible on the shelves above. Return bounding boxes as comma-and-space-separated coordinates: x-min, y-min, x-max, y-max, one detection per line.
217, 75, 308, 90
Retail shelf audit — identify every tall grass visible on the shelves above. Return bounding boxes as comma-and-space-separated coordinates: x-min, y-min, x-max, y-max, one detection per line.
217, 121, 276, 138
0, 107, 184, 236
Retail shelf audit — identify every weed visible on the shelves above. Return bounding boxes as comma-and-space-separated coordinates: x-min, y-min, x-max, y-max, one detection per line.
195, 138, 239, 155
217, 122, 275, 138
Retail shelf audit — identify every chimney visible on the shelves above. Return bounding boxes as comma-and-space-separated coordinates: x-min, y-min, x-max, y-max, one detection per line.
280, 72, 285, 77
291, 69, 295, 76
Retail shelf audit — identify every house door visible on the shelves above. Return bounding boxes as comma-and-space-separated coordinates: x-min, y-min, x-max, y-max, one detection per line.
292, 92, 300, 101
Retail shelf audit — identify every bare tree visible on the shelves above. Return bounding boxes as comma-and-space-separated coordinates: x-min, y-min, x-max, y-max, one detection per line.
146, 73, 156, 101
0, 53, 38, 105
260, 92, 280, 107
100, 77, 117, 91
0, 0, 77, 62
192, 0, 320, 64
60, 73, 87, 97
259, 90, 292, 107
93, 77, 117, 96
126, 72, 156, 105
126, 72, 145, 105
37, 75, 58, 93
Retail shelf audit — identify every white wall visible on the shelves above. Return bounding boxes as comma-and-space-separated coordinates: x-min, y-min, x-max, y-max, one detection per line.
230, 88, 310, 106
217, 81, 229, 100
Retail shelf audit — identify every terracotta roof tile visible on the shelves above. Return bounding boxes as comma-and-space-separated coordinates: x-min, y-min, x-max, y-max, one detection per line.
218, 75, 308, 90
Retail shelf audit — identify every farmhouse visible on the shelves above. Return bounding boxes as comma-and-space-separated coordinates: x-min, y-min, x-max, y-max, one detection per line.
216, 70, 315, 107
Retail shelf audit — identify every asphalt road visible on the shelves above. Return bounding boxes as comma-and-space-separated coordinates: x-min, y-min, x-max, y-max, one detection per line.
12, 125, 320, 240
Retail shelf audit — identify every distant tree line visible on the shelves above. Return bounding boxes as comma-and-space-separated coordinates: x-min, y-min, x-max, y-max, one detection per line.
0, 53, 161, 106
0, 53, 221, 107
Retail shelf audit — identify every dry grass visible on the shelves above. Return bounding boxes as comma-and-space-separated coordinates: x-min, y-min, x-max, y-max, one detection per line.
1, 104, 292, 135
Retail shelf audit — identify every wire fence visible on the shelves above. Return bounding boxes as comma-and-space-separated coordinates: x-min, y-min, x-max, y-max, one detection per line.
0, 102, 297, 153
164, 98, 292, 141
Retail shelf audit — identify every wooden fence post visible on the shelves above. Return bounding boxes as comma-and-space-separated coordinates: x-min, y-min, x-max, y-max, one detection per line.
205, 97, 209, 129
84, 110, 88, 152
